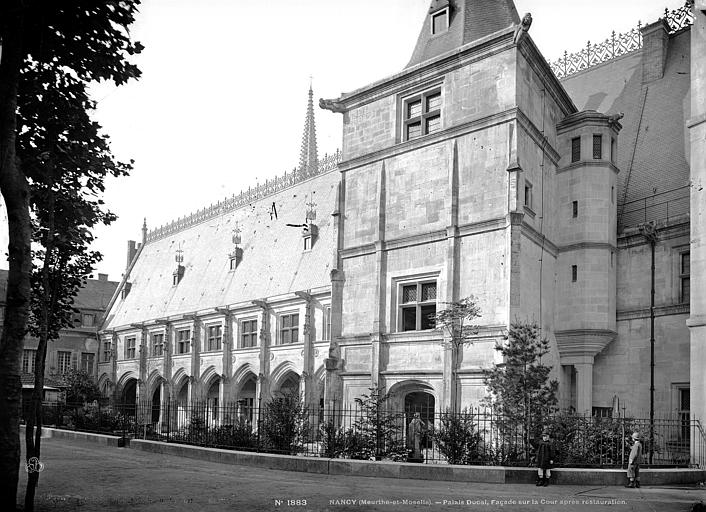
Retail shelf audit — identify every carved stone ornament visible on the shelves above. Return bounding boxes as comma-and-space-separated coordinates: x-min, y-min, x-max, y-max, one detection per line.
270, 353, 275, 360
319, 98, 346, 113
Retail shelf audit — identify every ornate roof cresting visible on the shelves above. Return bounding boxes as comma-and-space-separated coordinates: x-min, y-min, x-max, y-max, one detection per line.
549, 2, 694, 79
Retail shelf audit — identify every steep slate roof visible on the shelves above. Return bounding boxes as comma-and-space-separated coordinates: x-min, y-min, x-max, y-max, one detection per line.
104, 170, 338, 329
561, 30, 691, 212
0, 269, 116, 310
406, 0, 520, 68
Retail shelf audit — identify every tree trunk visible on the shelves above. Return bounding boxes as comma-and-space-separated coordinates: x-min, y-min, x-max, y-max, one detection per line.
25, 162, 56, 512
0, 7, 31, 511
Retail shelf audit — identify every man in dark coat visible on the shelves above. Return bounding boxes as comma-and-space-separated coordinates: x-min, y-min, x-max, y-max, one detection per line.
536, 429, 554, 486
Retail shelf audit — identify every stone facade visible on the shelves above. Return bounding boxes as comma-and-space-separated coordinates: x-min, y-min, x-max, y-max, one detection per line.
100, 0, 703, 431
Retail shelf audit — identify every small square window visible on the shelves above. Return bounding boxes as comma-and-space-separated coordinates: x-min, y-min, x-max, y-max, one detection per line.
571, 265, 578, 282
431, 9, 449, 35
593, 134, 602, 159
572, 201, 578, 218
82, 313, 96, 327
403, 88, 442, 141
240, 319, 258, 348
571, 137, 581, 163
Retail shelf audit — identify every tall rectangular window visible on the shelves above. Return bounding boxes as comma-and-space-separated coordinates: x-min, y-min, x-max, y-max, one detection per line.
57, 351, 72, 373
151, 333, 164, 357
399, 281, 437, 332
81, 353, 95, 375
279, 313, 299, 344
572, 200, 578, 218
571, 265, 578, 282
679, 387, 690, 439
102, 340, 112, 362
22, 349, 37, 374
571, 137, 581, 163
240, 319, 258, 348
431, 9, 448, 35
207, 325, 222, 351
323, 306, 332, 341
610, 137, 616, 163
125, 337, 136, 359
177, 329, 191, 354
524, 182, 533, 210
680, 252, 690, 303
593, 134, 602, 159
403, 88, 441, 141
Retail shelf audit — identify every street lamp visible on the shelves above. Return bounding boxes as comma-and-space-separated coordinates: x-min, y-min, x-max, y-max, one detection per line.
638, 222, 657, 465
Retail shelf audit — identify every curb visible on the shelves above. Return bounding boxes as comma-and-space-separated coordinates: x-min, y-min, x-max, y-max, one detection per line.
31, 427, 706, 486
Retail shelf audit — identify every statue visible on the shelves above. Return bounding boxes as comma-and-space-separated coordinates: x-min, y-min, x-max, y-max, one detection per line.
514, 13, 533, 44
319, 97, 346, 113
407, 412, 425, 462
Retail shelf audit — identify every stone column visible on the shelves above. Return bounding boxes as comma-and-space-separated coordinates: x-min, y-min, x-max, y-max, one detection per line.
295, 291, 316, 410
370, 161, 387, 390
253, 300, 271, 403
688, 3, 706, 457
217, 308, 233, 404
574, 362, 593, 414
189, 315, 202, 404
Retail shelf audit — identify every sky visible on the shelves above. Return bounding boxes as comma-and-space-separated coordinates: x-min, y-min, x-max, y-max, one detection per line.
0, 0, 682, 282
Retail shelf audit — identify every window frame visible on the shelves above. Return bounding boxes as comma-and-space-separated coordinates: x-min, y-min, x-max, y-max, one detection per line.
151, 332, 164, 357
571, 137, 581, 163
82, 313, 96, 327
323, 305, 332, 341
571, 265, 578, 282
430, 7, 449, 35
57, 350, 72, 374
278, 312, 300, 345
592, 134, 602, 159
397, 279, 438, 332
524, 181, 533, 210
80, 352, 95, 375
206, 324, 222, 352
125, 337, 136, 359
239, 318, 258, 349
102, 340, 112, 362
176, 329, 191, 355
679, 251, 690, 304
22, 349, 37, 374
402, 87, 442, 142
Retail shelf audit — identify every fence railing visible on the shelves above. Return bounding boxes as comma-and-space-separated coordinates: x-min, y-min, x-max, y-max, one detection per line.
25, 400, 705, 469
619, 185, 690, 231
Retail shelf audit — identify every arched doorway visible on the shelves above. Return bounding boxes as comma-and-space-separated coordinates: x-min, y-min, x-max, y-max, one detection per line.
121, 379, 137, 404
238, 376, 256, 425
277, 372, 300, 399
151, 385, 161, 424
206, 378, 220, 425
404, 391, 435, 449
175, 379, 189, 428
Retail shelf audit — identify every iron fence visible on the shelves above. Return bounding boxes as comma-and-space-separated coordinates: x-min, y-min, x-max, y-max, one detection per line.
24, 400, 705, 469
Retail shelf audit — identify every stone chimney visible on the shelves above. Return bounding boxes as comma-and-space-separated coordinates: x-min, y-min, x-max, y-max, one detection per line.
126, 240, 137, 270
640, 18, 669, 83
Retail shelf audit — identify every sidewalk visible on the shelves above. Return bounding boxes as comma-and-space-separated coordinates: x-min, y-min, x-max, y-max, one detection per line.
18, 436, 705, 512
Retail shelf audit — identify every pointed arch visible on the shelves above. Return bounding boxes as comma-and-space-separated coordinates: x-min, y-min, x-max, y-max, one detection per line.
233, 363, 258, 389
171, 367, 189, 387
116, 370, 138, 390
200, 365, 219, 387
269, 361, 300, 391
146, 369, 165, 396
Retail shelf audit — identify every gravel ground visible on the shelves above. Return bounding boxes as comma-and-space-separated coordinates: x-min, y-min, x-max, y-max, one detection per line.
15, 437, 706, 512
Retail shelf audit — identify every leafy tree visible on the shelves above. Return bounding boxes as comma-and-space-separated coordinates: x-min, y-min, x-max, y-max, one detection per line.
434, 297, 481, 411
482, 322, 558, 463
260, 394, 309, 455
55, 369, 102, 404
0, 2, 141, 508
349, 387, 407, 461
434, 409, 484, 465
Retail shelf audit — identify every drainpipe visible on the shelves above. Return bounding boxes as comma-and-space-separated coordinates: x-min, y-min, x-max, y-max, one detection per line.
639, 222, 657, 465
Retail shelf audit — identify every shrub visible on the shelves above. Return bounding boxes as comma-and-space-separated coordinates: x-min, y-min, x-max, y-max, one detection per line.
434, 409, 483, 465
260, 394, 309, 455
347, 388, 407, 461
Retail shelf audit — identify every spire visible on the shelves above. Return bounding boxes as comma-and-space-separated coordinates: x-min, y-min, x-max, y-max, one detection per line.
406, 0, 521, 69
298, 80, 319, 179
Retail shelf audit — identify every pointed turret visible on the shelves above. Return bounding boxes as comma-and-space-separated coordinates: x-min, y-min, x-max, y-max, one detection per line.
406, 0, 520, 69
298, 82, 319, 179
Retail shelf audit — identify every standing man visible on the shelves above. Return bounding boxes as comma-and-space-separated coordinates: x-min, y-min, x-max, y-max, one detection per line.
626, 432, 643, 488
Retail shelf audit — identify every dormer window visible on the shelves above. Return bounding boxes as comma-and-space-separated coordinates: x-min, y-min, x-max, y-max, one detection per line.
302, 222, 318, 251
431, 8, 449, 35
173, 265, 184, 286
